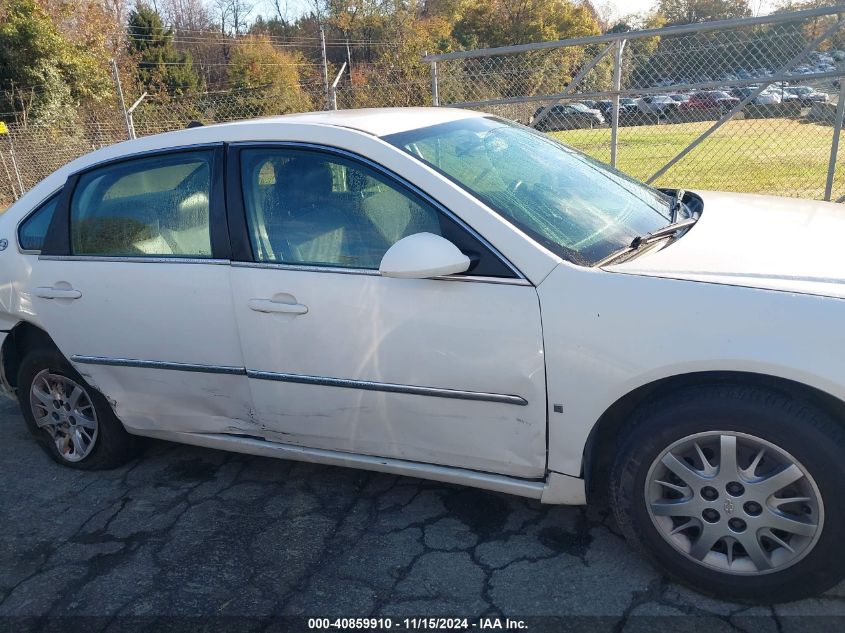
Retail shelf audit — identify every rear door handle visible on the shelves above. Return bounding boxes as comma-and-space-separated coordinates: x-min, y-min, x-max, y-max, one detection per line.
248, 298, 308, 315
33, 287, 82, 300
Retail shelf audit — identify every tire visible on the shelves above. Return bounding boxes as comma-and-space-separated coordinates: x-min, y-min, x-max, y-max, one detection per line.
17, 347, 137, 470
610, 384, 845, 603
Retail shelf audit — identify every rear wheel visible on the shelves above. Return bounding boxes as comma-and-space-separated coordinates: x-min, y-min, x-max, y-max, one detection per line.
610, 384, 845, 603
18, 348, 137, 469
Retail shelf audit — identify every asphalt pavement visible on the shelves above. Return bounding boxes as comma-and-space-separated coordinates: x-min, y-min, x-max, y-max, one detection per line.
1, 396, 843, 632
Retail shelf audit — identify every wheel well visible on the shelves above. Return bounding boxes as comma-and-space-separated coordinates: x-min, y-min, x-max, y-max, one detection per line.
583, 371, 845, 504
1, 321, 61, 395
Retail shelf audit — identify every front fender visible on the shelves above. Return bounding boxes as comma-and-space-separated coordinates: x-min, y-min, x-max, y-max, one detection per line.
538, 263, 845, 476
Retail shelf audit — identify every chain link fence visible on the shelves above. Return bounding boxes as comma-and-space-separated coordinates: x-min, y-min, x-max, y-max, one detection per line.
3, 6, 845, 207
428, 4, 845, 202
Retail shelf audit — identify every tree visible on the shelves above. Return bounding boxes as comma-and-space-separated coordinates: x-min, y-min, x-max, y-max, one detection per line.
363, 2, 452, 106
214, 0, 255, 35
161, 0, 214, 31
0, 0, 112, 123
657, 0, 751, 26
128, 3, 202, 95
453, 0, 600, 49
612, 11, 667, 89
228, 35, 312, 114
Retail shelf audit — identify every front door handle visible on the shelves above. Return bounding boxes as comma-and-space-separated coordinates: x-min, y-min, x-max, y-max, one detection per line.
248, 298, 308, 315
33, 286, 82, 300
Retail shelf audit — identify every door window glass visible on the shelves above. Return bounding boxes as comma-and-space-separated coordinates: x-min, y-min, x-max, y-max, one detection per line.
240, 149, 446, 269
70, 151, 214, 257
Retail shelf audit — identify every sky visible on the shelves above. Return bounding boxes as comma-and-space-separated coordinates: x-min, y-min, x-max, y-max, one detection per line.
595, 0, 780, 23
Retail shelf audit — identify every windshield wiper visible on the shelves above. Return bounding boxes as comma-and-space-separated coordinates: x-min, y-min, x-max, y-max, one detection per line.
629, 217, 697, 249
595, 217, 698, 267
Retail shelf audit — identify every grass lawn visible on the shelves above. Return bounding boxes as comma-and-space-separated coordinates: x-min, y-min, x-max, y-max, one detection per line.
551, 117, 841, 200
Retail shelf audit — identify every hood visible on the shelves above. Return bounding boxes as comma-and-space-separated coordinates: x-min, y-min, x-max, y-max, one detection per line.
606, 191, 845, 299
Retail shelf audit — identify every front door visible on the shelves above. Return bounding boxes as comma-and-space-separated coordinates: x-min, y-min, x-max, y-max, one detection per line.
227, 144, 547, 478
29, 146, 252, 436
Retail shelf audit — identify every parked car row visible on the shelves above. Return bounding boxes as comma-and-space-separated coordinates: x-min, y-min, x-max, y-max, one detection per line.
650, 50, 842, 87
530, 83, 830, 131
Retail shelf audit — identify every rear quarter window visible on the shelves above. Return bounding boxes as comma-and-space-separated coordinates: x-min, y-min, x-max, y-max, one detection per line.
18, 193, 60, 252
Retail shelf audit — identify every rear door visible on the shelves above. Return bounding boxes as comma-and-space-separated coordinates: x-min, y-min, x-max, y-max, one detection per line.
225, 144, 547, 478
28, 146, 252, 436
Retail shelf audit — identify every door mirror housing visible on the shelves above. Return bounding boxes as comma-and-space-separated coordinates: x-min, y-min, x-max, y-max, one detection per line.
379, 232, 471, 279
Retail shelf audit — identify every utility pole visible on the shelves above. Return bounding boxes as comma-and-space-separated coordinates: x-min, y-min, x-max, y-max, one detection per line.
320, 27, 330, 110
346, 39, 353, 77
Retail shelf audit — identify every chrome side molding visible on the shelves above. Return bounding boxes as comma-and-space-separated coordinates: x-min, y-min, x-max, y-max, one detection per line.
246, 370, 528, 406
70, 355, 245, 375
69, 355, 528, 406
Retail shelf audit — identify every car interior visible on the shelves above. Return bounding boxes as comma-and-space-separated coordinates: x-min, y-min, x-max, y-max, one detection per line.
242, 152, 442, 269
70, 155, 213, 258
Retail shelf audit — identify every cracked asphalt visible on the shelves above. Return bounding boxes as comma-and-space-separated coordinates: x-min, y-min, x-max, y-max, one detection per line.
1, 396, 844, 631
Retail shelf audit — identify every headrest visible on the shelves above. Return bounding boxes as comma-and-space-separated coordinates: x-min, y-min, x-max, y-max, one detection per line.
277, 157, 333, 195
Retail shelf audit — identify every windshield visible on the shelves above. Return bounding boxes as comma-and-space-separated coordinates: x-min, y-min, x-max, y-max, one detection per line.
570, 103, 590, 112
384, 117, 671, 265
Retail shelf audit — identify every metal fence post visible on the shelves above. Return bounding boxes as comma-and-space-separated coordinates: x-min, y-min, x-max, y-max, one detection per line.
111, 59, 133, 140
430, 60, 440, 107
824, 80, 845, 200
330, 62, 347, 111
611, 38, 625, 168
0, 148, 18, 201
320, 27, 330, 110
126, 92, 147, 139
7, 134, 24, 195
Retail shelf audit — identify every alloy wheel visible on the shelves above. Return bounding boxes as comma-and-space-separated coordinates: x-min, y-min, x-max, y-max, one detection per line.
29, 370, 99, 463
645, 431, 823, 575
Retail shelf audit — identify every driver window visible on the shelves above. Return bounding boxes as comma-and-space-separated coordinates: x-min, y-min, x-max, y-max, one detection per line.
239, 149, 442, 269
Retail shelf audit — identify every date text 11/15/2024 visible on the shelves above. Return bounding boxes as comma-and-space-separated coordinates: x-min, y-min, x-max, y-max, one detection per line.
307, 618, 528, 630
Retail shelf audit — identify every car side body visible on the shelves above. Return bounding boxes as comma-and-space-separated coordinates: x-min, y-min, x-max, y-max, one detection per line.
0, 108, 844, 501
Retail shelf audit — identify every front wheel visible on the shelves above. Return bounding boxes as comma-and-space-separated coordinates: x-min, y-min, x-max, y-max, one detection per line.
610, 384, 845, 603
18, 348, 137, 469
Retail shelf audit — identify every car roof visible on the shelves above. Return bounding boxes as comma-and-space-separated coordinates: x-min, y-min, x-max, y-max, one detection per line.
248, 107, 484, 136
88, 107, 485, 170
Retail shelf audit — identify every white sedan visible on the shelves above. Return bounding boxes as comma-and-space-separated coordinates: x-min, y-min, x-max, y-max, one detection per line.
1, 108, 844, 602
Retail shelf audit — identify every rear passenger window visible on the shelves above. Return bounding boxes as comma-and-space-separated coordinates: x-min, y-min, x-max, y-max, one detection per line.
18, 193, 60, 252
70, 151, 214, 257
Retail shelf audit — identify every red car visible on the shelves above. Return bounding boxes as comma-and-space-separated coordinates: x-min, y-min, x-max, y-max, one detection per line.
680, 90, 741, 113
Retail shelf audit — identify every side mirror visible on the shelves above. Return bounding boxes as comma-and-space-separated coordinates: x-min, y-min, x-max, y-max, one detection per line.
379, 232, 471, 279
